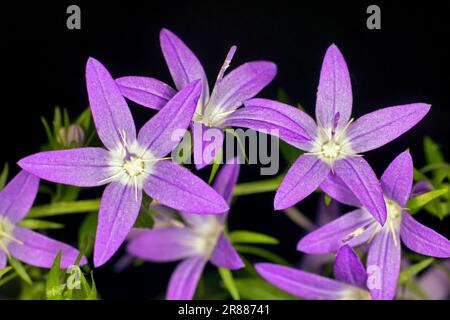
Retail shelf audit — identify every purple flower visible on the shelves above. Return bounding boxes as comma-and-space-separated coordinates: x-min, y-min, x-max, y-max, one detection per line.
245, 44, 430, 225
0, 170, 85, 270
116, 28, 302, 169
256, 245, 371, 300
127, 160, 244, 300
18, 58, 229, 267
298, 151, 450, 299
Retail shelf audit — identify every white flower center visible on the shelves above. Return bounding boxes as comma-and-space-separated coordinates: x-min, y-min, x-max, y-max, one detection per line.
191, 217, 223, 258
0, 216, 21, 256
340, 287, 372, 300
123, 156, 145, 177
321, 140, 341, 158
194, 108, 234, 128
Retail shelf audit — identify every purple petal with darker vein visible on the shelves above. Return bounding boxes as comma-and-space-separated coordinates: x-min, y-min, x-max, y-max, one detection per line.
297, 208, 376, 254
207, 61, 277, 113
400, 211, 450, 258
166, 256, 207, 300
411, 181, 433, 197
138, 80, 202, 157
255, 263, 352, 300
334, 156, 386, 225
160, 28, 209, 106
144, 160, 229, 214
86, 57, 136, 150
116, 76, 176, 110
315, 44, 352, 131
334, 245, 367, 289
210, 233, 244, 270
0, 170, 39, 223
18, 148, 111, 187
9, 227, 86, 268
94, 182, 142, 267
127, 227, 202, 262
192, 123, 224, 170
274, 155, 330, 210
366, 231, 401, 300
347, 103, 431, 153
380, 151, 413, 207
320, 173, 361, 207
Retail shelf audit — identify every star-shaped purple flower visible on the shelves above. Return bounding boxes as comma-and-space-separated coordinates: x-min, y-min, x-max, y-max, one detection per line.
18, 58, 229, 267
127, 160, 243, 300
256, 245, 371, 300
245, 44, 430, 225
116, 28, 301, 169
0, 170, 85, 270
298, 151, 450, 299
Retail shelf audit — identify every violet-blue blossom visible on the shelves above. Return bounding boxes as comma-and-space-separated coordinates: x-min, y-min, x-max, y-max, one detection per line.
298, 151, 450, 299
244, 44, 430, 225
0, 170, 85, 269
256, 245, 372, 300
127, 160, 243, 300
18, 58, 229, 267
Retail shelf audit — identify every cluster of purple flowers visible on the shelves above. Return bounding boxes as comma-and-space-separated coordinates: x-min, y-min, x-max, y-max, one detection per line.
0, 28, 448, 300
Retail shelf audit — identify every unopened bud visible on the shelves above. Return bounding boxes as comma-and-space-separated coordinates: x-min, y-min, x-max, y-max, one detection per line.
67, 124, 85, 146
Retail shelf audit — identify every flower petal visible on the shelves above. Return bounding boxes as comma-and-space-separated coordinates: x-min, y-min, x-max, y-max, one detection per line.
213, 158, 240, 205
160, 28, 209, 106
207, 61, 277, 114
192, 123, 224, 170
334, 245, 367, 289
297, 208, 376, 254
334, 157, 386, 225
400, 211, 450, 258
366, 231, 401, 300
0, 170, 39, 223
9, 227, 86, 268
0, 250, 6, 270
315, 44, 352, 131
127, 227, 202, 262
210, 233, 244, 270
138, 80, 202, 157
316, 196, 341, 227
144, 160, 229, 214
381, 151, 413, 207
255, 263, 354, 299
320, 173, 361, 207
86, 57, 136, 150
116, 76, 176, 110
274, 155, 330, 210
167, 256, 207, 300
94, 182, 142, 267
411, 181, 433, 197
18, 148, 111, 187
347, 103, 431, 153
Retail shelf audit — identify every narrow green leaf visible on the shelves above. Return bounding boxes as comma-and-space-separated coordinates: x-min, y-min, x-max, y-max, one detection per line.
398, 258, 434, 285
208, 147, 223, 184
53, 106, 62, 138
229, 230, 279, 245
9, 256, 32, 285
18, 219, 64, 229
233, 176, 283, 196
218, 268, 240, 300
234, 245, 290, 265
46, 251, 64, 300
75, 107, 92, 131
407, 188, 448, 212
0, 266, 12, 277
0, 163, 9, 190
27, 199, 101, 218
413, 168, 430, 182
78, 212, 98, 257
424, 137, 444, 165
234, 278, 299, 300
41, 116, 56, 147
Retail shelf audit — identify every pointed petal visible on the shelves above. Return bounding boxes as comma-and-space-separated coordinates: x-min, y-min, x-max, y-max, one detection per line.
86, 57, 136, 150
381, 151, 413, 206
315, 45, 352, 131
167, 256, 207, 300
348, 103, 431, 153
213, 158, 240, 205
192, 123, 224, 170
210, 233, 244, 270
298, 208, 376, 254
138, 80, 202, 157
334, 245, 367, 288
400, 211, 450, 257
334, 157, 386, 225
207, 61, 277, 113
320, 173, 361, 207
116, 76, 176, 110
127, 227, 202, 262
274, 155, 330, 210
9, 227, 86, 268
18, 148, 111, 187
144, 160, 229, 214
0, 170, 39, 223
367, 231, 401, 300
256, 263, 355, 299
94, 182, 142, 267
160, 28, 209, 105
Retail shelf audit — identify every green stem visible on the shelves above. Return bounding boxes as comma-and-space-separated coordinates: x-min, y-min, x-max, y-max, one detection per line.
233, 175, 283, 196
27, 199, 101, 218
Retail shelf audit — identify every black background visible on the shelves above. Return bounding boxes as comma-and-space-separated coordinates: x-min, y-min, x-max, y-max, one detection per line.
1, 1, 449, 299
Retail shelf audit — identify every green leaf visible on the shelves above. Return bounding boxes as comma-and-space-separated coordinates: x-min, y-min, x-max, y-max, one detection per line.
229, 230, 279, 245
218, 268, 240, 300
413, 168, 430, 182
234, 245, 290, 265
398, 258, 434, 285
234, 278, 299, 300
75, 107, 92, 131
233, 176, 283, 197
0, 266, 12, 277
18, 219, 64, 229
0, 163, 9, 190
9, 256, 32, 285
78, 212, 98, 257
324, 194, 332, 206
424, 137, 444, 165
208, 147, 223, 184
406, 188, 448, 212
27, 199, 101, 218
46, 251, 65, 300
53, 106, 62, 139
41, 116, 56, 147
